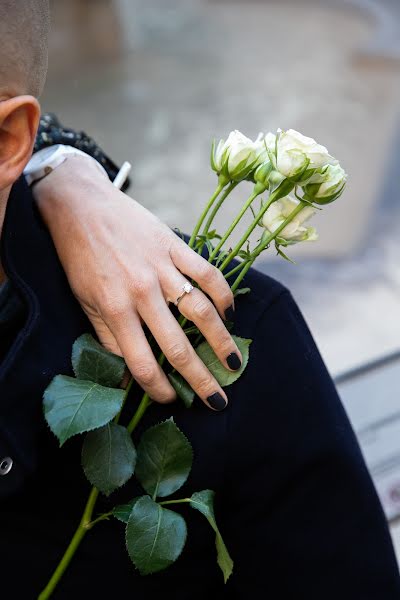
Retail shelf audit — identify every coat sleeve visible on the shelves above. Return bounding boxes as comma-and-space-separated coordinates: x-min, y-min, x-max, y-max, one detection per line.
220, 290, 400, 599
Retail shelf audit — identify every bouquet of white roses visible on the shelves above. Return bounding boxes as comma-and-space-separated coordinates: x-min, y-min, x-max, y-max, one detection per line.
38, 128, 346, 599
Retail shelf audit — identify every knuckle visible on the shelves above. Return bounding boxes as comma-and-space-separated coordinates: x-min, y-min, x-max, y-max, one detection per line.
157, 228, 174, 252
102, 298, 130, 322
133, 362, 158, 386
156, 389, 177, 404
218, 335, 235, 355
214, 273, 233, 300
167, 343, 190, 368
133, 274, 156, 299
197, 260, 215, 282
195, 375, 214, 396
210, 265, 225, 286
221, 287, 234, 306
199, 264, 232, 300
192, 298, 214, 321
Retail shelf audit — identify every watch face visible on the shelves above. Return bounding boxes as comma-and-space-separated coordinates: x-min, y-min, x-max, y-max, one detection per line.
26, 144, 63, 172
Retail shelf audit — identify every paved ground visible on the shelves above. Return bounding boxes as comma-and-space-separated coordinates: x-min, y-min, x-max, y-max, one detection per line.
43, 0, 400, 557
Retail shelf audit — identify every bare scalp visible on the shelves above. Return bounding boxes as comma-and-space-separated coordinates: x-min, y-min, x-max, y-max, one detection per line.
0, 0, 50, 97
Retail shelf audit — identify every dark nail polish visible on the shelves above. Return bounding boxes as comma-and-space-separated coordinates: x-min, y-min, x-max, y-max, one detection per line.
207, 392, 227, 411
224, 305, 235, 322
226, 352, 241, 371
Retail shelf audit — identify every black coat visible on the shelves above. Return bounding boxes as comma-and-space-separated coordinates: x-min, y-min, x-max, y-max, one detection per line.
1, 178, 399, 599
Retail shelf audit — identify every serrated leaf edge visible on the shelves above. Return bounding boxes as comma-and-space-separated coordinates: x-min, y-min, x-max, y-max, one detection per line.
71, 333, 125, 387
190, 490, 234, 583
125, 496, 188, 575
43, 375, 125, 446
137, 418, 193, 499
81, 423, 136, 496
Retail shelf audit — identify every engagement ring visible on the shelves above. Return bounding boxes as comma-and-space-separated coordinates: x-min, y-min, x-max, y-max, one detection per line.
174, 282, 194, 306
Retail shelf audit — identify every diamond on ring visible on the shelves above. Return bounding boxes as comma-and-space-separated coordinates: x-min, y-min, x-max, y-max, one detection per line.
182, 282, 193, 294
174, 282, 194, 306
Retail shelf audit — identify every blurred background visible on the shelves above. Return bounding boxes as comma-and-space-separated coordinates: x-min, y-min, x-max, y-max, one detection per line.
44, 0, 400, 554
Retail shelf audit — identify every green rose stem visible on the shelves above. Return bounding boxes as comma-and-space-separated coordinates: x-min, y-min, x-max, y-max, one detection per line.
196, 181, 239, 254
216, 184, 293, 273
208, 189, 262, 263
38, 382, 154, 600
177, 182, 298, 344
179, 183, 293, 333
127, 392, 151, 434
115, 376, 134, 421
230, 200, 307, 293
160, 498, 191, 506
37, 490, 99, 599
221, 261, 245, 281
188, 182, 226, 249
125, 350, 168, 434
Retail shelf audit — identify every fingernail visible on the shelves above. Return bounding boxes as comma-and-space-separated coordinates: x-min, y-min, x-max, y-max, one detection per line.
207, 392, 227, 411
224, 305, 235, 322
226, 352, 241, 371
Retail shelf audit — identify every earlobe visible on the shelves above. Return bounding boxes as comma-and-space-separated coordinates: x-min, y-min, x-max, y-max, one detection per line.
0, 95, 40, 190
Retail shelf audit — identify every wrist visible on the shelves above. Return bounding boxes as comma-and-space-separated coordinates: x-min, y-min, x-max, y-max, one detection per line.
34, 154, 110, 202
33, 155, 115, 227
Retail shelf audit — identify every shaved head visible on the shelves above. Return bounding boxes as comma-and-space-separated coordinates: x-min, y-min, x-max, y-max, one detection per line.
0, 0, 50, 97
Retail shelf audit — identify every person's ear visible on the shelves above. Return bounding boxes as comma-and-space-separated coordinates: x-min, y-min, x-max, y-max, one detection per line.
0, 95, 40, 191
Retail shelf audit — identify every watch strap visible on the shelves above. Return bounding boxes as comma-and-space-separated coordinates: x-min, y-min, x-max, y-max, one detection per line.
24, 145, 109, 187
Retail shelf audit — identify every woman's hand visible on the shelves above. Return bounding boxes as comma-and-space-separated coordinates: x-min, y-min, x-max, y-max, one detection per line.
33, 155, 242, 411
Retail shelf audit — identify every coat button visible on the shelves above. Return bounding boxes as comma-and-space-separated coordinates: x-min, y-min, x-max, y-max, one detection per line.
0, 457, 13, 476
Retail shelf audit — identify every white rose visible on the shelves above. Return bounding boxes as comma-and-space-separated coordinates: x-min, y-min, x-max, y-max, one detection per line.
304, 163, 347, 204
250, 132, 278, 191
264, 132, 277, 151
261, 195, 318, 243
211, 130, 259, 182
253, 131, 276, 155
252, 132, 276, 165
276, 129, 337, 179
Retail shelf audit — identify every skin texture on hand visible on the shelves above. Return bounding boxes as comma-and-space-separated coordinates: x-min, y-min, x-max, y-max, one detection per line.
33, 155, 242, 410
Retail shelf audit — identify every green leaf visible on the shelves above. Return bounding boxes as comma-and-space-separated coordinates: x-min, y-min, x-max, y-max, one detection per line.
233, 287, 251, 298
126, 495, 187, 575
72, 333, 126, 388
207, 229, 222, 241
204, 239, 214, 256
210, 138, 216, 171
190, 490, 233, 583
82, 423, 137, 496
43, 375, 125, 446
275, 235, 290, 247
249, 203, 258, 219
215, 251, 229, 269
113, 497, 141, 523
276, 245, 296, 264
195, 238, 205, 251
168, 372, 195, 408
135, 418, 193, 498
195, 335, 252, 387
